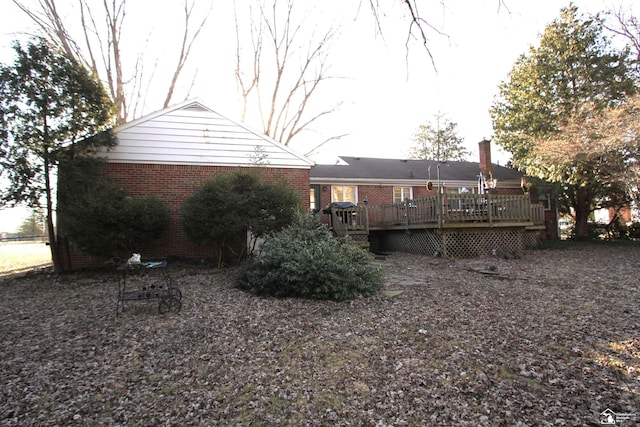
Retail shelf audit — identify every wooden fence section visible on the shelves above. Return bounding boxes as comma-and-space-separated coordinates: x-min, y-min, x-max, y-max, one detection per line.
332, 194, 538, 232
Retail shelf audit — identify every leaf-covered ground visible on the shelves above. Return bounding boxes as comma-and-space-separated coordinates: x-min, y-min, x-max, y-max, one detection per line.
0, 242, 639, 426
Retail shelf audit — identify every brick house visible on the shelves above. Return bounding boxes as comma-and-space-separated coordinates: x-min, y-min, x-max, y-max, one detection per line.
59, 99, 313, 270
312, 140, 527, 207
310, 139, 559, 251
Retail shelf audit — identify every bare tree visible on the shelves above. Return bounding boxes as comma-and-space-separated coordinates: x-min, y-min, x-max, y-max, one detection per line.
234, 2, 262, 123
163, 0, 212, 109
365, 0, 510, 68
233, 0, 345, 148
599, 6, 640, 72
12, 0, 212, 125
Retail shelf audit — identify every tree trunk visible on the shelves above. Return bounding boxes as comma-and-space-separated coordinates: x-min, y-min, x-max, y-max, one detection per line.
44, 155, 63, 273
46, 209, 61, 273
573, 186, 591, 239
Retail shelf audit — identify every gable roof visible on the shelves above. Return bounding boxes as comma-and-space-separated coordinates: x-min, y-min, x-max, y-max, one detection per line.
100, 99, 314, 168
311, 156, 524, 186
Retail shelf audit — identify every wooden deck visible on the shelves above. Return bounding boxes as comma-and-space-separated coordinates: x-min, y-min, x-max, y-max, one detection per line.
328, 194, 545, 236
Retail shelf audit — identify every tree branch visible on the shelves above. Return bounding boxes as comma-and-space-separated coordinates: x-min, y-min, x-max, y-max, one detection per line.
163, 0, 212, 108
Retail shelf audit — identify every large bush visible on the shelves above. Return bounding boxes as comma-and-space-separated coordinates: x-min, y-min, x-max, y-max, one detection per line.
237, 214, 384, 301
57, 157, 169, 258
181, 172, 300, 258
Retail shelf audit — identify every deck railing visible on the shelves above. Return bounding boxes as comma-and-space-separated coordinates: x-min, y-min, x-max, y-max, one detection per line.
364, 194, 534, 228
329, 194, 540, 234
329, 205, 369, 237
530, 203, 545, 225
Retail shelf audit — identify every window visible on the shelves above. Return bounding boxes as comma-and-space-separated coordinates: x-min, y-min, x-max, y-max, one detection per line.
331, 185, 357, 203
393, 186, 412, 203
444, 187, 460, 194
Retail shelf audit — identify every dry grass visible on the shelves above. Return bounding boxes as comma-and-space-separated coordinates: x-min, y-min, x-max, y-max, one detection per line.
0, 242, 52, 275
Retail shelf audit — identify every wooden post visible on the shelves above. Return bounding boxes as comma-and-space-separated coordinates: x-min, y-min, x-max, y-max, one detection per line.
524, 195, 531, 222
364, 206, 369, 233
437, 191, 443, 228
405, 198, 410, 227
487, 193, 493, 226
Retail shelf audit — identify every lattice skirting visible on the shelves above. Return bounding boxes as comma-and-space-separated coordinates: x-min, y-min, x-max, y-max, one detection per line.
370, 230, 443, 256
345, 232, 370, 249
370, 227, 541, 258
523, 230, 542, 249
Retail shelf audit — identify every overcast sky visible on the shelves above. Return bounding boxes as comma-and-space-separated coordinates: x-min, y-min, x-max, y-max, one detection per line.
0, 0, 638, 231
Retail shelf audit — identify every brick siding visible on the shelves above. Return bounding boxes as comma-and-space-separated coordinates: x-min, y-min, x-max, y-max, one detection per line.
61, 163, 310, 270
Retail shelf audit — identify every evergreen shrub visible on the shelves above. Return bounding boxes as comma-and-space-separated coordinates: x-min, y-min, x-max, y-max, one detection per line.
181, 172, 299, 259
57, 157, 169, 257
237, 214, 384, 301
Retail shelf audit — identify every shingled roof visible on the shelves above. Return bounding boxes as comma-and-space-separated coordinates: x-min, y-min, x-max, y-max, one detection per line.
311, 156, 523, 184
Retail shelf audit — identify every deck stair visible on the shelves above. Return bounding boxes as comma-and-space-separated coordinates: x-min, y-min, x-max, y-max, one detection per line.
328, 205, 370, 250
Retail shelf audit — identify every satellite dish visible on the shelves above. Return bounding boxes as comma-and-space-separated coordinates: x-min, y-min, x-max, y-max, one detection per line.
426, 181, 433, 191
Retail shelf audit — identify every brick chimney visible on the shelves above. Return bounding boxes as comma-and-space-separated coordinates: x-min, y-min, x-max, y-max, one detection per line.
478, 138, 492, 177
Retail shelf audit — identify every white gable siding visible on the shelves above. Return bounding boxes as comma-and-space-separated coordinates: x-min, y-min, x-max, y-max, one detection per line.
102, 100, 313, 169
